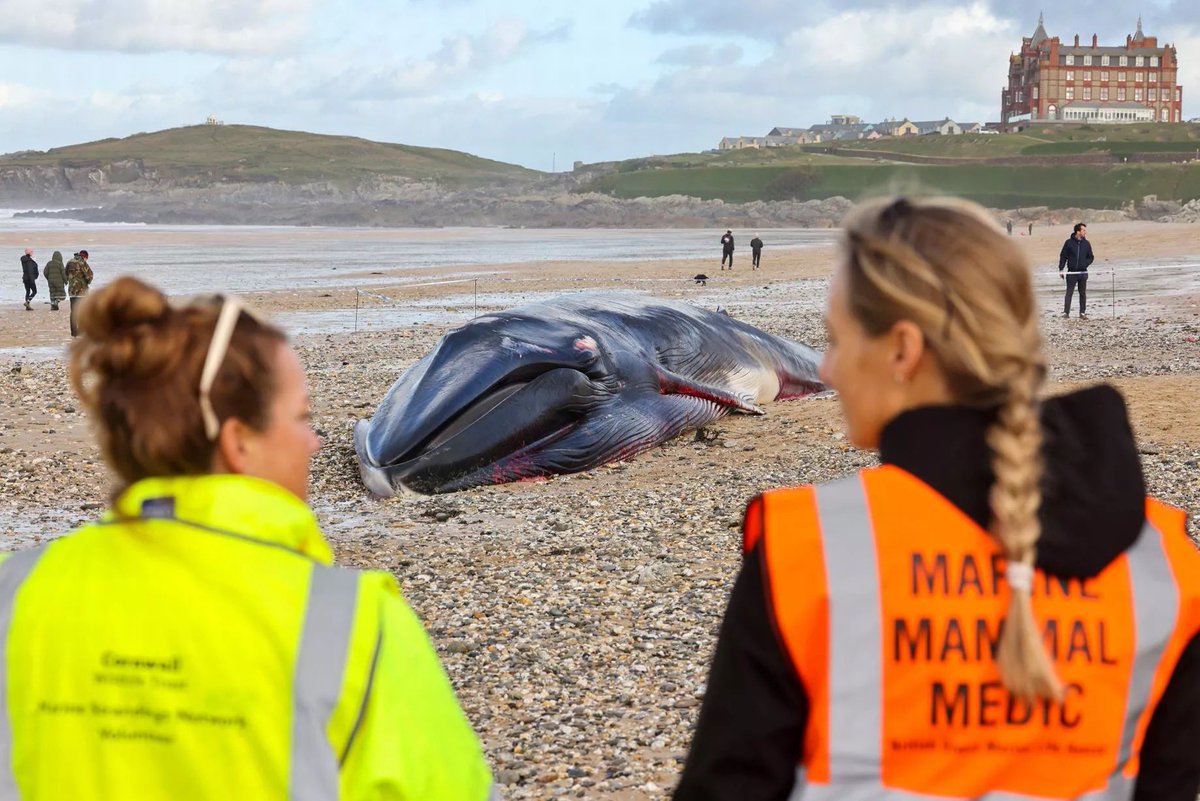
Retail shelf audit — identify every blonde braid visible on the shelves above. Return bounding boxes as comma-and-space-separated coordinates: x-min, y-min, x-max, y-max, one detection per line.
986, 359, 1062, 702
842, 195, 1064, 703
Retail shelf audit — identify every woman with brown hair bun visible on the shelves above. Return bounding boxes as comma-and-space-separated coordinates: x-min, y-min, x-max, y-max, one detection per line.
0, 277, 496, 799
675, 197, 1200, 801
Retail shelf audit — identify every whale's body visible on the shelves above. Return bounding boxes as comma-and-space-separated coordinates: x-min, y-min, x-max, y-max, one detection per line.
354, 293, 823, 495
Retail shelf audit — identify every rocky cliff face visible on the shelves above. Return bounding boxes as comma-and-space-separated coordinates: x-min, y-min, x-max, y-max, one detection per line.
0, 159, 1172, 228
1, 158, 861, 227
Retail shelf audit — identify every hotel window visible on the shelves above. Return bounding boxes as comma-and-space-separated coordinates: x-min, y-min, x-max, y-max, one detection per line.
1100, 87, 1109, 101
1118, 71, 1127, 82
1163, 108, 1170, 121
1149, 72, 1157, 83
1065, 88, 1074, 100
1066, 54, 1074, 65
1083, 87, 1091, 100
1118, 88, 1127, 101
1066, 70, 1074, 81
1136, 56, 1144, 67
1083, 70, 1091, 81
1102, 70, 1110, 81
1149, 88, 1157, 101
1150, 56, 1159, 66
1033, 86, 1039, 99
1101, 55, 1110, 66
1119, 55, 1128, 66
1135, 71, 1144, 82
1083, 55, 1092, 66
1135, 88, 1143, 101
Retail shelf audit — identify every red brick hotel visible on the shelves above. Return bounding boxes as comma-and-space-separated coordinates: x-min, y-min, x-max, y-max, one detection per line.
1002, 15, 1183, 125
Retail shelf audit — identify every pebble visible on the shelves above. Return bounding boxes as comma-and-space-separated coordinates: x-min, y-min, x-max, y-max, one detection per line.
0, 278, 1196, 800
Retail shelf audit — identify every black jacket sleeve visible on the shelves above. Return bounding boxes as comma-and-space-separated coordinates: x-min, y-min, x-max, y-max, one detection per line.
1134, 631, 1200, 800
1083, 240, 1095, 269
1058, 239, 1070, 270
674, 513, 808, 801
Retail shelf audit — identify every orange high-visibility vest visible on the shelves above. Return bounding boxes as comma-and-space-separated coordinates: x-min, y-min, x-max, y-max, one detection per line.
746, 465, 1200, 800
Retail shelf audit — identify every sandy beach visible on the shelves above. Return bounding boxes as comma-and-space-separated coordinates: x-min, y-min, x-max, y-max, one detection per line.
1, 220, 1199, 798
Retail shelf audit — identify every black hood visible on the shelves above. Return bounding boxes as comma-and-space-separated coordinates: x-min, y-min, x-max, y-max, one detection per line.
880, 384, 1145, 579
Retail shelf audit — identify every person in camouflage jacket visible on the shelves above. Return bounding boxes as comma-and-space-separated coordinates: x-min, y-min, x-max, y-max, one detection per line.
65, 250, 93, 337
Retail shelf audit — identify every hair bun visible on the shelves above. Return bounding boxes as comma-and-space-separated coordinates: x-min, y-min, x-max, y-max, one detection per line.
77, 277, 169, 343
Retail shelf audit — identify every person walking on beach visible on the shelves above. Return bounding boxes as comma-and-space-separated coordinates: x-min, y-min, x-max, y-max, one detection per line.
0, 276, 496, 799
1028, 221, 1034, 236
750, 235, 764, 270
1058, 222, 1094, 319
675, 196, 1200, 801
65, 249, 93, 336
20, 248, 38, 310
1006, 220, 1013, 236
720, 230, 734, 270
42, 250, 66, 311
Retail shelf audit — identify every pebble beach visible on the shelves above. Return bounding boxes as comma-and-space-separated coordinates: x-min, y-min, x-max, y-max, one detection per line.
1, 221, 1199, 799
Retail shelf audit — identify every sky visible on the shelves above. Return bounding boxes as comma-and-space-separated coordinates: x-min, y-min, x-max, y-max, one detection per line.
0, 0, 1197, 170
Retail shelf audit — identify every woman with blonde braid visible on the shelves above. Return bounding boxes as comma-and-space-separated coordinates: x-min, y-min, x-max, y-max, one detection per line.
675, 197, 1200, 801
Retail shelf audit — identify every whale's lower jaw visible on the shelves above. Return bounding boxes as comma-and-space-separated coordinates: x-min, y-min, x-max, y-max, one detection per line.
353, 419, 420, 498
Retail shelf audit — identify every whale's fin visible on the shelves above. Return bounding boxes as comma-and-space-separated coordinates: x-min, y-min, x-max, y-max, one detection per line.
654, 366, 764, 415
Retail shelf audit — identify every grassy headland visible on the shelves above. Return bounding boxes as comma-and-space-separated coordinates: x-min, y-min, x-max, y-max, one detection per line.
0, 124, 538, 188
582, 123, 1200, 208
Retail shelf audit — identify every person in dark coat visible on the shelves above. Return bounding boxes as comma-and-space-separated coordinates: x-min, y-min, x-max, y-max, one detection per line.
720, 230, 734, 270
750, 235, 764, 270
42, 251, 67, 310
21, 248, 38, 310
1058, 222, 1094, 319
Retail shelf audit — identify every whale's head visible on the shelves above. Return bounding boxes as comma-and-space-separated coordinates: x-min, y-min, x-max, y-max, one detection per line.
354, 310, 637, 495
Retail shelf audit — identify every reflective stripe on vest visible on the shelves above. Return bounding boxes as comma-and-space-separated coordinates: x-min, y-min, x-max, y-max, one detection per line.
777, 472, 1185, 801
292, 565, 361, 801
0, 547, 47, 798
0, 551, 362, 801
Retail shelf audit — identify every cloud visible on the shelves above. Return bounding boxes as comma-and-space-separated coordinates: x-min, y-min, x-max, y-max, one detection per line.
0, 82, 38, 110
0, 0, 316, 54
332, 18, 571, 99
630, 0, 807, 40
629, 0, 1177, 45
655, 44, 743, 67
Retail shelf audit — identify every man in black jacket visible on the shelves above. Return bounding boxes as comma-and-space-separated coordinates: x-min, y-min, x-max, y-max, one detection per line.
720, 230, 734, 270
1058, 223, 1094, 319
750, 235, 763, 270
20, 248, 38, 311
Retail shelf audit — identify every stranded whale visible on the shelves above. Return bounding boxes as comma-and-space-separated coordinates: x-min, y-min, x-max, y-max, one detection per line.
354, 293, 824, 495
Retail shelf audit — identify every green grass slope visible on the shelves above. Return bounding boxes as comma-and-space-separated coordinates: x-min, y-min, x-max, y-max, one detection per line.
583, 124, 1200, 208
587, 161, 1200, 208
1, 124, 538, 187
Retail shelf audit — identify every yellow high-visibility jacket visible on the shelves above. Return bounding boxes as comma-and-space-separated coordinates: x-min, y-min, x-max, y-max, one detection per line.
0, 474, 495, 800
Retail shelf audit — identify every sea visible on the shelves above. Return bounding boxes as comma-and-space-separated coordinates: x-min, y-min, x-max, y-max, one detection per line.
1, 210, 838, 296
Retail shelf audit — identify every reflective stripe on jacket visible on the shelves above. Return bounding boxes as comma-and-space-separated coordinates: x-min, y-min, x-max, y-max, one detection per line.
746, 466, 1200, 800
0, 474, 494, 800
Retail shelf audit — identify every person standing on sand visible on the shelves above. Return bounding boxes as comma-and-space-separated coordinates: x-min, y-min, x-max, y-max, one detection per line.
1058, 222, 1094, 319
21, 248, 38, 310
750, 235, 764, 270
65, 249, 94, 336
1028, 221, 1034, 236
720, 230, 735, 270
42, 251, 66, 311
1006, 220, 1013, 236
